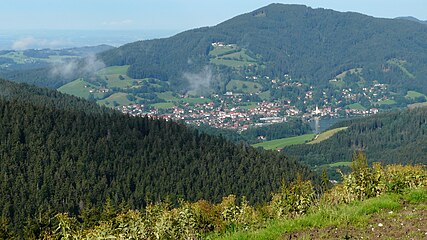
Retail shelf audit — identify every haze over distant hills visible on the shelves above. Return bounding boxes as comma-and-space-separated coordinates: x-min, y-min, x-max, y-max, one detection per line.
0, 29, 176, 50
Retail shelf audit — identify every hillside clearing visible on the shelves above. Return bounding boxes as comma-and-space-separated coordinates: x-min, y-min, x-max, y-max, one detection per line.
252, 134, 315, 150
226, 80, 262, 93
346, 103, 366, 110
375, 99, 397, 106
308, 127, 348, 144
406, 90, 426, 100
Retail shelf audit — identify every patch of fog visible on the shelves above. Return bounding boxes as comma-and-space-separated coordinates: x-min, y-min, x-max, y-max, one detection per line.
49, 54, 105, 78
183, 66, 217, 95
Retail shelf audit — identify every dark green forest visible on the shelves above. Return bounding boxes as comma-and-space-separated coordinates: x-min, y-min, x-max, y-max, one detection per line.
0, 79, 315, 233
99, 4, 427, 94
241, 119, 312, 143
283, 107, 427, 166
0, 79, 108, 114
0, 67, 76, 89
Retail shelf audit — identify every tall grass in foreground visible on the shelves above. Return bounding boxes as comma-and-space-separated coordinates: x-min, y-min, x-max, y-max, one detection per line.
2, 152, 425, 239
216, 152, 426, 240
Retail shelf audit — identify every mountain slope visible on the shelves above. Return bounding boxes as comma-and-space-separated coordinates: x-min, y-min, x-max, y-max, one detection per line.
282, 107, 427, 167
99, 4, 427, 94
0, 79, 316, 232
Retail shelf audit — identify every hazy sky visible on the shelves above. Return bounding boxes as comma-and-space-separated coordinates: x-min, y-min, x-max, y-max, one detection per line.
1, 0, 426, 31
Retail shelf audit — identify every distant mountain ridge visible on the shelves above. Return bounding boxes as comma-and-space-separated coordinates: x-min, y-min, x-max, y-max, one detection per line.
0, 44, 115, 88
99, 3, 427, 94
396, 16, 427, 25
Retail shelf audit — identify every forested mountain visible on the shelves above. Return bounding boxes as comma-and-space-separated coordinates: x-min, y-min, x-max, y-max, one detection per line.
0, 79, 315, 232
396, 16, 427, 25
99, 3, 427, 94
283, 107, 427, 166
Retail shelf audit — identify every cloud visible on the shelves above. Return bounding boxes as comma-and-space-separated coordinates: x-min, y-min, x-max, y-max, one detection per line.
12, 37, 70, 50
50, 54, 105, 78
183, 66, 216, 95
102, 19, 134, 26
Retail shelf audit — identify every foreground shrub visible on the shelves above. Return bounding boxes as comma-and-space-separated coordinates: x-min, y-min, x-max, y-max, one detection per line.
269, 175, 315, 218
322, 152, 426, 205
384, 164, 427, 193
4, 153, 425, 239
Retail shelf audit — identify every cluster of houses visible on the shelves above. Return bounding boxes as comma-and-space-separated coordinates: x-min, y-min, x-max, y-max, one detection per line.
114, 77, 390, 131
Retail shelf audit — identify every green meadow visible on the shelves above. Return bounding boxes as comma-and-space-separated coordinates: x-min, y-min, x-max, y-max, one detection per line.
252, 134, 315, 150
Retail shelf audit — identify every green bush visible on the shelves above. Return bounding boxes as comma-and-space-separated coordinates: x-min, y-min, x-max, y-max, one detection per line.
269, 175, 315, 218
322, 152, 426, 205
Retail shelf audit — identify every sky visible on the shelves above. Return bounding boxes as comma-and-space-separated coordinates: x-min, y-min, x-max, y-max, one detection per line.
1, 0, 426, 31
1, 0, 425, 50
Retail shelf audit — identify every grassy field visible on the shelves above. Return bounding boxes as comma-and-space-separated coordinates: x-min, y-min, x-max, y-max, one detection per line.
327, 161, 352, 167
375, 99, 397, 106
387, 59, 416, 79
98, 93, 136, 106
224, 51, 257, 62
96, 65, 129, 75
209, 45, 259, 68
96, 65, 136, 88
330, 68, 363, 88
239, 102, 258, 109
156, 91, 180, 102
406, 90, 426, 100
226, 80, 262, 93
252, 134, 315, 150
58, 78, 101, 99
253, 126, 347, 150
150, 102, 175, 109
61, 65, 166, 107
319, 161, 352, 168
209, 44, 239, 57
210, 58, 256, 68
181, 97, 212, 104
308, 127, 348, 144
334, 68, 363, 80
346, 103, 366, 110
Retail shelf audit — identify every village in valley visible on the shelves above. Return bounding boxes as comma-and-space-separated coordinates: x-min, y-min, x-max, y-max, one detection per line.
59, 42, 425, 132
117, 78, 387, 132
